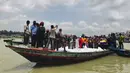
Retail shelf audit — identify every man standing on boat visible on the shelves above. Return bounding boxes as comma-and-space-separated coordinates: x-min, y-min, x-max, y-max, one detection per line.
30, 21, 38, 47
36, 22, 45, 48
110, 33, 117, 48
24, 20, 30, 45
46, 25, 58, 50
56, 28, 65, 51
118, 33, 124, 49
44, 29, 50, 47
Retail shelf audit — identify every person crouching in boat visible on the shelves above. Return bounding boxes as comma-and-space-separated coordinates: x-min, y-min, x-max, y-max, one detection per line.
79, 34, 86, 48
46, 25, 58, 50
24, 20, 30, 45
30, 21, 38, 47
88, 37, 93, 48
36, 22, 45, 48
93, 36, 99, 48
72, 35, 77, 49
79, 37, 82, 48
98, 37, 108, 49
118, 33, 124, 49
67, 35, 72, 49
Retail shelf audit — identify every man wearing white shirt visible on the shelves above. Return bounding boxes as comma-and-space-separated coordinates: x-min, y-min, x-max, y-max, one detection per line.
24, 20, 30, 45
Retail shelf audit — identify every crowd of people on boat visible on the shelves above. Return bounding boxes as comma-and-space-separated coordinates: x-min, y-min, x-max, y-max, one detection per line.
78, 33, 125, 49
24, 20, 77, 51
24, 20, 125, 51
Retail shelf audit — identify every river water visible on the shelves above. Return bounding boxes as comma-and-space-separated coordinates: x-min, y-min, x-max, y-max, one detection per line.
0, 39, 130, 73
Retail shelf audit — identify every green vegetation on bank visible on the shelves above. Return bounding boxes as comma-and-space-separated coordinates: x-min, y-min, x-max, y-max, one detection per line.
0, 30, 23, 38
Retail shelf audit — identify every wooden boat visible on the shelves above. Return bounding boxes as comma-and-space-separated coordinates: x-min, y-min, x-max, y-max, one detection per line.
4, 40, 113, 65
109, 47, 130, 57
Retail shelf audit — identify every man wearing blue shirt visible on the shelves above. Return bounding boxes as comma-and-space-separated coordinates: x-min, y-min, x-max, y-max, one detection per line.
30, 21, 38, 47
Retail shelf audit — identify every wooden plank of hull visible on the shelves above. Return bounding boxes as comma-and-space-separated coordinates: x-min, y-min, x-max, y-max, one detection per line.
17, 52, 112, 65
5, 45, 112, 65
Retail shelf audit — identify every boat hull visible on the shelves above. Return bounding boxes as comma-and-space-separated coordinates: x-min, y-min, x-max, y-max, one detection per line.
116, 50, 130, 57
5, 45, 112, 65
109, 47, 130, 57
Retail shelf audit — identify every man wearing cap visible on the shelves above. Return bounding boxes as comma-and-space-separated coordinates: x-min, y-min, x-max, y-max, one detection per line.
36, 22, 45, 47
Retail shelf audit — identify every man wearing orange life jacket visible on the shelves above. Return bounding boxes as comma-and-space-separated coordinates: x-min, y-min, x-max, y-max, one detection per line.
83, 37, 89, 47
79, 34, 88, 48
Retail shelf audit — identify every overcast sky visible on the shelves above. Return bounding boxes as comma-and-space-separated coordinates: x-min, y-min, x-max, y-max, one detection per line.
0, 0, 130, 36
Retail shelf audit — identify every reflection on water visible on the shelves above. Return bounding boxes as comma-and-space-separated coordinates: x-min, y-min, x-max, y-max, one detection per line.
3, 62, 35, 73
0, 39, 130, 73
